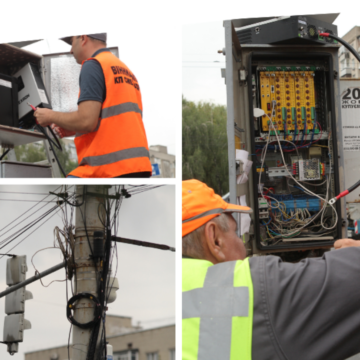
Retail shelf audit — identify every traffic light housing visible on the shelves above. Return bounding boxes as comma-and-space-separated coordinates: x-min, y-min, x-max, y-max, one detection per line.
3, 255, 32, 355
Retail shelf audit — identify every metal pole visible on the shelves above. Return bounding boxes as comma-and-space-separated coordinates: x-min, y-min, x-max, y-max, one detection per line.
111, 236, 175, 252
72, 185, 107, 360
0, 262, 65, 298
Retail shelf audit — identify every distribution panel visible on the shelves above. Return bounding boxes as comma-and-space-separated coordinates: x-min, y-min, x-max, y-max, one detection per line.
252, 57, 340, 250
224, 14, 345, 255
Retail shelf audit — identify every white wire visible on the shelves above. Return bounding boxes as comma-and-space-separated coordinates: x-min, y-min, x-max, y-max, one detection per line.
263, 104, 338, 235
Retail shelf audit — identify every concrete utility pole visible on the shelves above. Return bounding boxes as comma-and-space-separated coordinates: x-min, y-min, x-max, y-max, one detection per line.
72, 185, 108, 360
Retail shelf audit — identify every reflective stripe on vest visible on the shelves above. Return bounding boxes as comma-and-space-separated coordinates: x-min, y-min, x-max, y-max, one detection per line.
79, 146, 150, 167
68, 51, 152, 178
101, 102, 142, 119
75, 102, 143, 138
182, 258, 253, 360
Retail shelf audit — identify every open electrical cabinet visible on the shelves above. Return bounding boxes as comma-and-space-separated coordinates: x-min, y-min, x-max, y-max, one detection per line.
223, 13, 347, 258
0, 41, 118, 177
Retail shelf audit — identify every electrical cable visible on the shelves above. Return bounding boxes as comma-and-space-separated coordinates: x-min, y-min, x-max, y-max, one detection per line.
34, 124, 66, 177
320, 32, 360, 63
0, 205, 61, 247
67, 293, 102, 329
50, 186, 84, 207
31, 247, 67, 287
259, 103, 338, 239
0, 149, 10, 161
318, 32, 360, 205
0, 206, 65, 259
0, 185, 63, 235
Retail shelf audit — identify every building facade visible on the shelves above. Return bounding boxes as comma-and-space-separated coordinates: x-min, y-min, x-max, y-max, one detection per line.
339, 26, 360, 78
24, 316, 175, 360
149, 145, 175, 178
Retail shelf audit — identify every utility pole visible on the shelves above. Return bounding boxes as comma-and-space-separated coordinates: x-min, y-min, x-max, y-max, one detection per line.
72, 185, 108, 360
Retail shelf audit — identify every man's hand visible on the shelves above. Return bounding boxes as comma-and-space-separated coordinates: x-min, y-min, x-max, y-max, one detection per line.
51, 124, 76, 138
34, 108, 54, 127
334, 238, 360, 250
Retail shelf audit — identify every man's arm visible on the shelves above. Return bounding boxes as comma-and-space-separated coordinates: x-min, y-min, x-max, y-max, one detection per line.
334, 238, 360, 249
250, 249, 360, 360
34, 100, 102, 133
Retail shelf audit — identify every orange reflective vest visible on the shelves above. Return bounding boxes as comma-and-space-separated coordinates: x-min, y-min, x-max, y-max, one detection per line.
68, 51, 152, 178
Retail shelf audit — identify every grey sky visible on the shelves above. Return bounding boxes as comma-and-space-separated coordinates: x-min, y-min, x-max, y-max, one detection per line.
183, 7, 358, 106
0, 185, 175, 359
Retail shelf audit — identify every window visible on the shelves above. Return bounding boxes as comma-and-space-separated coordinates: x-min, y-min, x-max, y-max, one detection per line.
114, 350, 139, 360
169, 348, 175, 360
146, 352, 159, 360
116, 354, 130, 360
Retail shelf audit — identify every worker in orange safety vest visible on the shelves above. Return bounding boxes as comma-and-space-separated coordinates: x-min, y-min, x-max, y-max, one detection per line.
34, 33, 152, 178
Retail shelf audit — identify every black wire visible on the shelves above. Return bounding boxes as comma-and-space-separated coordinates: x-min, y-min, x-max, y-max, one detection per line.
0, 205, 64, 259
0, 191, 50, 196
46, 132, 67, 178
34, 124, 66, 177
0, 205, 59, 248
79, 187, 97, 271
0, 149, 10, 161
35, 124, 62, 151
67, 293, 102, 329
50, 186, 85, 207
0, 192, 75, 244
0, 199, 58, 203
322, 33, 360, 63
68, 324, 72, 360
0, 185, 63, 234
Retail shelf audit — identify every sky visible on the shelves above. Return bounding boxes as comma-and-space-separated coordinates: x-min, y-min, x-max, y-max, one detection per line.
183, 5, 360, 106
0, 185, 175, 359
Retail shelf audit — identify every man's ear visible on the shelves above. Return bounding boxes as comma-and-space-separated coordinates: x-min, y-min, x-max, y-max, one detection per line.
203, 220, 226, 263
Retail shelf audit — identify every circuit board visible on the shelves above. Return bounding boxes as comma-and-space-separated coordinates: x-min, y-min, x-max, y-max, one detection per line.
259, 67, 316, 135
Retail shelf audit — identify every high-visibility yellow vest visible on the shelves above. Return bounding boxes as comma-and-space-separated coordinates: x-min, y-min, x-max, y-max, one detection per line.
182, 258, 253, 360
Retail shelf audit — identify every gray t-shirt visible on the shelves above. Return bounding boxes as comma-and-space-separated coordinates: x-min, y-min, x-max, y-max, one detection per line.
250, 247, 360, 360
77, 48, 109, 105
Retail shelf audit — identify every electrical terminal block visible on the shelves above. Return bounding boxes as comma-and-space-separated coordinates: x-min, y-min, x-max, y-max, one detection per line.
258, 198, 269, 219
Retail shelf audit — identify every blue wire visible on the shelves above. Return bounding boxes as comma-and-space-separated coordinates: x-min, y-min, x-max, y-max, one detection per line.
261, 219, 272, 226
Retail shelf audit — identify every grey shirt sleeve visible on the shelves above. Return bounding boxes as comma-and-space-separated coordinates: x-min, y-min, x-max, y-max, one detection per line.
78, 59, 105, 104
249, 248, 360, 360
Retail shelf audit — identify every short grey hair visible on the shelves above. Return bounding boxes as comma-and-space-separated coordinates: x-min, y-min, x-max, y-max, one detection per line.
182, 213, 230, 259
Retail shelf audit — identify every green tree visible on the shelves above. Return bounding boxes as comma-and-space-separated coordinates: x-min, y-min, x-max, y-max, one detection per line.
14, 143, 47, 163
10, 139, 78, 177
53, 141, 78, 176
182, 97, 229, 196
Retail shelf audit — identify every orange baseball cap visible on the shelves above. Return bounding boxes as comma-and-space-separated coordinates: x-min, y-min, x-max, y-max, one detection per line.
182, 179, 252, 237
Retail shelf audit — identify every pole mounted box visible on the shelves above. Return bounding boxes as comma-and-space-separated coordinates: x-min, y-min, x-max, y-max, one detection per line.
3, 255, 32, 355
5, 288, 33, 314
6, 255, 28, 285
